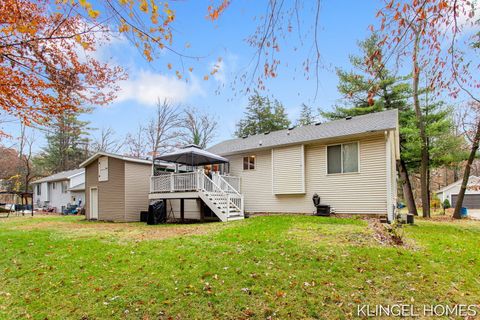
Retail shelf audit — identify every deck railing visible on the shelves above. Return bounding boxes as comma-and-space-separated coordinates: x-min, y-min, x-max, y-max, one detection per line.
151, 172, 198, 193
150, 171, 243, 215
150, 172, 241, 194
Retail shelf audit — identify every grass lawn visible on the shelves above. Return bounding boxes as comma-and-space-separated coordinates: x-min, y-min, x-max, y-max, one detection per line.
0, 215, 479, 319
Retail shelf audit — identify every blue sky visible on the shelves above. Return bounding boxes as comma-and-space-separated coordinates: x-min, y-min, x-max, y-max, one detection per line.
3, 1, 383, 151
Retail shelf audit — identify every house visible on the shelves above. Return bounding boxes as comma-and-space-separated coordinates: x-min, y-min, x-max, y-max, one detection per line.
208, 109, 400, 221
32, 169, 85, 212
80, 152, 163, 222
148, 109, 400, 222
436, 176, 480, 209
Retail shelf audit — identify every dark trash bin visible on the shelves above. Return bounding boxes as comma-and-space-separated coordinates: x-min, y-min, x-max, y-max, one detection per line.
140, 211, 149, 222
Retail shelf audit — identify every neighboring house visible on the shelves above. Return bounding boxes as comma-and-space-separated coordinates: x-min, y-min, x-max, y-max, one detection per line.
436, 176, 480, 209
208, 109, 400, 221
80, 152, 159, 222
32, 169, 85, 212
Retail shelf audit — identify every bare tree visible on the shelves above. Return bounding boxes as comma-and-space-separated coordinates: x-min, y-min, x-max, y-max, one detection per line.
19, 129, 35, 193
124, 125, 147, 158
145, 99, 182, 160
453, 102, 480, 218
91, 127, 122, 154
180, 107, 218, 149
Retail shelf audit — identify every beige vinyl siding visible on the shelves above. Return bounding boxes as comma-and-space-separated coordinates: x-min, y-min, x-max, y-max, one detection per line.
124, 162, 152, 221
272, 145, 305, 194
165, 199, 201, 220
228, 133, 388, 214
85, 157, 125, 221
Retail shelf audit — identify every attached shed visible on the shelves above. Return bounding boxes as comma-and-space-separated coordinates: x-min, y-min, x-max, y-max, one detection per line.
80, 152, 154, 222
436, 176, 480, 209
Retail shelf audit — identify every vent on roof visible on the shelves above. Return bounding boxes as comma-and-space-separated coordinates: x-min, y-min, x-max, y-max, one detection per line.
264, 131, 270, 135
315, 121, 322, 126
242, 135, 248, 139
259, 140, 263, 146
345, 116, 353, 120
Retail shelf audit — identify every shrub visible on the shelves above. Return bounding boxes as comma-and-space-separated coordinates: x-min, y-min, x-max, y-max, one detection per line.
442, 198, 451, 209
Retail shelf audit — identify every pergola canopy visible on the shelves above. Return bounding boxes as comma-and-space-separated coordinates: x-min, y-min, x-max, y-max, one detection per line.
155, 144, 229, 166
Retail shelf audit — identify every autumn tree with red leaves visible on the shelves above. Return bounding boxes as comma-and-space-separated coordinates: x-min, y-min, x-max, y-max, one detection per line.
373, 0, 478, 218
0, 0, 127, 131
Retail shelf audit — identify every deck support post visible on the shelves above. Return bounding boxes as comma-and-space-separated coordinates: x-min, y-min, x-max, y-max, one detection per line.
199, 199, 205, 222
180, 198, 185, 222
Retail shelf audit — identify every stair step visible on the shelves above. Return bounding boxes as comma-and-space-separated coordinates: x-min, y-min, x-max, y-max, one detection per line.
227, 215, 244, 221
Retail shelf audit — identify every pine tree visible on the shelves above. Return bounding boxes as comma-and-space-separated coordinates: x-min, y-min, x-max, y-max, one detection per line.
322, 34, 410, 120
401, 100, 465, 170
296, 104, 317, 126
38, 110, 90, 173
235, 91, 291, 137
322, 34, 465, 216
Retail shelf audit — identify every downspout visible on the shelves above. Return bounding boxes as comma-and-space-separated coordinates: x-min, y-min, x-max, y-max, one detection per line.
385, 130, 394, 222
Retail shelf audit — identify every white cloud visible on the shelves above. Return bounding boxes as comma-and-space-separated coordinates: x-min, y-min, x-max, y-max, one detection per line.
115, 70, 205, 106
209, 53, 239, 85
210, 59, 226, 83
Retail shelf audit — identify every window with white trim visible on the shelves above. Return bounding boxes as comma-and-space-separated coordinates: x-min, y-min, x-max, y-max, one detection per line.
327, 142, 359, 174
243, 156, 255, 170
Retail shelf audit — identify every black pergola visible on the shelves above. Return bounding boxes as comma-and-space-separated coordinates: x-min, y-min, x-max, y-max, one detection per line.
155, 144, 229, 167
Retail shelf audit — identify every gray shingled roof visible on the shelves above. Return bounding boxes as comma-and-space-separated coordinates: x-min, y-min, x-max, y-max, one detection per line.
68, 183, 85, 191
32, 168, 84, 184
208, 109, 398, 156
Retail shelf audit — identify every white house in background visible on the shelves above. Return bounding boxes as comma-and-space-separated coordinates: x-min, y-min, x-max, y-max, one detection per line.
436, 176, 480, 209
32, 168, 85, 212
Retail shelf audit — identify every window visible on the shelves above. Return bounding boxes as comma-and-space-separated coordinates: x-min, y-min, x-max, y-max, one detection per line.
36, 184, 41, 196
327, 142, 359, 174
52, 182, 56, 189
243, 156, 255, 170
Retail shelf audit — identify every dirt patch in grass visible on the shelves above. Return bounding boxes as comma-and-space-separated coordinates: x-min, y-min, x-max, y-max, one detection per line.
287, 222, 378, 247
14, 219, 228, 242
367, 219, 418, 249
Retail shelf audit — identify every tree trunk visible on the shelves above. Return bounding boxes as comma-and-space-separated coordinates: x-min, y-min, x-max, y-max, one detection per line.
412, 30, 430, 218
453, 119, 480, 219
397, 159, 418, 216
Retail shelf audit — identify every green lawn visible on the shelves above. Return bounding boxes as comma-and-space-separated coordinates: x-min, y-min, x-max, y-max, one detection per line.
0, 215, 479, 319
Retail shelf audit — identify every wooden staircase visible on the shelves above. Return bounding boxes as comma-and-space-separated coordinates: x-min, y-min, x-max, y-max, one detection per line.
198, 173, 244, 222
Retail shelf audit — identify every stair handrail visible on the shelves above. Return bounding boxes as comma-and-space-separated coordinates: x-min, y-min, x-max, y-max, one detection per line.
213, 173, 243, 214
199, 171, 242, 213
215, 173, 242, 198
219, 174, 241, 193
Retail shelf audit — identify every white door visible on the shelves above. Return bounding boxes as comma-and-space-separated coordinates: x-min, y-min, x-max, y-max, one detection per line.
90, 188, 98, 220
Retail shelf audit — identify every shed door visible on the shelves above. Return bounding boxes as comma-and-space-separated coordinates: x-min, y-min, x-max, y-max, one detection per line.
90, 188, 98, 219
98, 156, 109, 182
451, 194, 480, 209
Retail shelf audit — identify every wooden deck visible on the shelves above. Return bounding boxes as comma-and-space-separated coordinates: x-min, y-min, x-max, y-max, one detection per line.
149, 171, 244, 222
